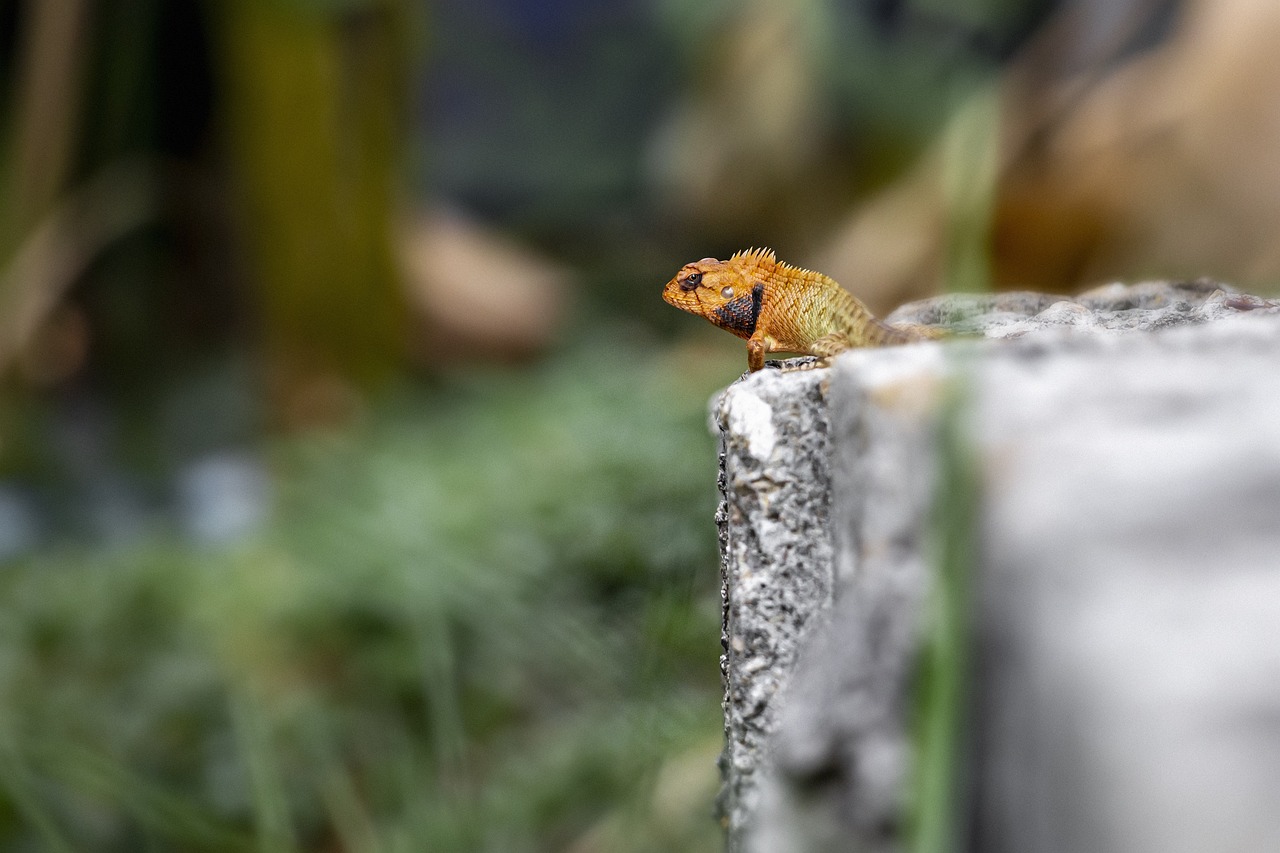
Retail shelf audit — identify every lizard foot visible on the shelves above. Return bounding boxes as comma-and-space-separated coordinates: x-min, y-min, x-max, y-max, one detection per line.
775, 356, 826, 373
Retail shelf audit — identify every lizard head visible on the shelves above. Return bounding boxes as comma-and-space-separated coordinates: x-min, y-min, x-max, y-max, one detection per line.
662, 250, 773, 339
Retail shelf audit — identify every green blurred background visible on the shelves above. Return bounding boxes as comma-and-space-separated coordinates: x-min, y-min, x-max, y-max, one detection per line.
2, 0, 1269, 849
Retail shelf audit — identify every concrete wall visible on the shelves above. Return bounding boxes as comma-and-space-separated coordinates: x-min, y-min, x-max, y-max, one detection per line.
713, 282, 1280, 852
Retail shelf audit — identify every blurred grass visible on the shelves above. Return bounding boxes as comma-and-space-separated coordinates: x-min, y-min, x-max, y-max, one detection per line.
942, 87, 999, 296
910, 374, 982, 853
0, 334, 736, 851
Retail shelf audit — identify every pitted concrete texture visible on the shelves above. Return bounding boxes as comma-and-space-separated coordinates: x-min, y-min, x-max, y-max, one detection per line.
713, 365, 835, 845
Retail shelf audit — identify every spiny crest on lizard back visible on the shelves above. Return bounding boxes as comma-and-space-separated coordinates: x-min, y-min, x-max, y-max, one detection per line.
728, 247, 820, 281
727, 247, 776, 269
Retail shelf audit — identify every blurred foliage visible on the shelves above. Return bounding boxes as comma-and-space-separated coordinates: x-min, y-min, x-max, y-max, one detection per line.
423, 0, 679, 238
0, 336, 733, 851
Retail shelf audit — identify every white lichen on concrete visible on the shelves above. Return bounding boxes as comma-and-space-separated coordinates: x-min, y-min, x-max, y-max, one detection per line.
725, 390, 778, 463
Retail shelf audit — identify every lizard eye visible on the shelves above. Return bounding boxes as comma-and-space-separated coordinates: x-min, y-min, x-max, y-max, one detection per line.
721, 286, 734, 299
680, 272, 702, 291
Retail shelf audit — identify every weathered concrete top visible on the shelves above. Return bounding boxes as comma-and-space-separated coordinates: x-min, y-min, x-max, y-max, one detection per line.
713, 280, 1280, 852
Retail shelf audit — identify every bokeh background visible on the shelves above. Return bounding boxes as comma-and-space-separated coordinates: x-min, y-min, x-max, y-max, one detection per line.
1, 0, 1277, 849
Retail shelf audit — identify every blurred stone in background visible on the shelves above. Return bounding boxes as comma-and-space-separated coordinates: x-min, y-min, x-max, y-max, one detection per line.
0, 483, 41, 560
400, 207, 571, 365
176, 451, 269, 544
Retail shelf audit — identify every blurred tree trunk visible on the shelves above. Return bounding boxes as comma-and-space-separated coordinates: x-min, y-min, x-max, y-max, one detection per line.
213, 0, 411, 428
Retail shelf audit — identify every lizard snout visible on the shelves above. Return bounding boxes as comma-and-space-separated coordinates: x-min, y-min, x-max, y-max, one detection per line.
661, 278, 686, 307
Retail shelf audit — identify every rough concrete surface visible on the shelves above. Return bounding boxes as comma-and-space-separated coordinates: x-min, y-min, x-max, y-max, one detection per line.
713, 280, 1280, 851
971, 315, 1280, 853
713, 364, 835, 846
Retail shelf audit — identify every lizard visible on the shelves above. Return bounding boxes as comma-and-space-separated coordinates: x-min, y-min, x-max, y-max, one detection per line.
662, 247, 942, 372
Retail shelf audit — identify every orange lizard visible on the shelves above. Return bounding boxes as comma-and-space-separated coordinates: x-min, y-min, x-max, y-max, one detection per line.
662, 247, 941, 372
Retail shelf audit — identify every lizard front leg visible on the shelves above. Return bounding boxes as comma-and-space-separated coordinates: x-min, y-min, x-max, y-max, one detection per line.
760, 332, 854, 373
746, 335, 767, 372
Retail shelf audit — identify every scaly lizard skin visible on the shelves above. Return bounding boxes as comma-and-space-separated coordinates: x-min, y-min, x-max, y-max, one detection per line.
662, 247, 940, 372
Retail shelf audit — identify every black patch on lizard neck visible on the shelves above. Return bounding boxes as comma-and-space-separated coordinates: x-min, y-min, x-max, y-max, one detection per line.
712, 283, 765, 336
